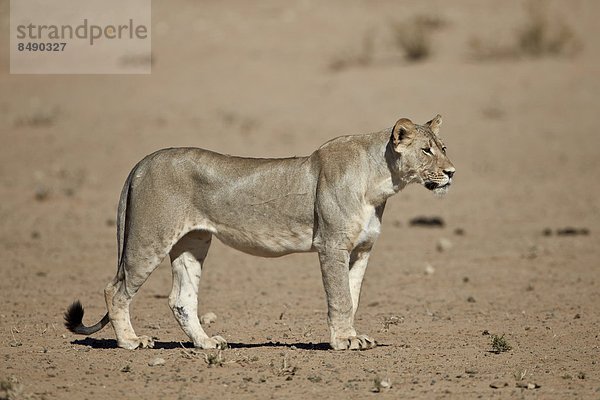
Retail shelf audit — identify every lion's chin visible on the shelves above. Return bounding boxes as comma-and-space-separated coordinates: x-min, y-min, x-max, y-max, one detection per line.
433, 184, 450, 197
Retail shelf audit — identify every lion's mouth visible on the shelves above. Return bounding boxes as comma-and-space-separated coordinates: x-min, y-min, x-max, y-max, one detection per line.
425, 180, 451, 191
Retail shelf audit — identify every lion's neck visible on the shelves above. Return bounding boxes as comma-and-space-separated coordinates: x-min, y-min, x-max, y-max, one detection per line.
364, 133, 413, 206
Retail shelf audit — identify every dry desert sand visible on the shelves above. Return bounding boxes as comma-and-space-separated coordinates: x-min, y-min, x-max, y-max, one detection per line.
1, 0, 599, 398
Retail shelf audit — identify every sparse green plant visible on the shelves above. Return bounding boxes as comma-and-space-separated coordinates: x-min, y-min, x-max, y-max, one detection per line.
491, 334, 512, 353
203, 350, 224, 367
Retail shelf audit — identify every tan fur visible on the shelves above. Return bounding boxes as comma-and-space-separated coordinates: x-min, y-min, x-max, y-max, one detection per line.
67, 116, 455, 351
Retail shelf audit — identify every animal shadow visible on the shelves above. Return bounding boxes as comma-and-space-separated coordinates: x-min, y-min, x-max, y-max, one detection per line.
71, 337, 331, 351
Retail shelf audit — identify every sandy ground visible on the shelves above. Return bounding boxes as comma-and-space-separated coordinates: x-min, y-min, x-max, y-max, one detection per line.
1, 0, 599, 398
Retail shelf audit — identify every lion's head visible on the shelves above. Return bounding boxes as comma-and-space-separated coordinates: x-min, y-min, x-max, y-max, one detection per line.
391, 115, 455, 195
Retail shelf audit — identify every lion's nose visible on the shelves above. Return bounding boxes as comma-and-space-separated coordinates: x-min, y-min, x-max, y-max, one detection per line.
443, 168, 455, 179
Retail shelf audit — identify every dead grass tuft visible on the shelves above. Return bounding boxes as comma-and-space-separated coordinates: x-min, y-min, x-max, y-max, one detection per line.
204, 350, 224, 367
390, 14, 446, 62
371, 376, 392, 392
470, 0, 580, 60
275, 353, 297, 377
517, 1, 580, 57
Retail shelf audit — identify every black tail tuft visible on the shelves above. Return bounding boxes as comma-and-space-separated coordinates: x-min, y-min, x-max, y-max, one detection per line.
63, 300, 109, 335
64, 300, 85, 332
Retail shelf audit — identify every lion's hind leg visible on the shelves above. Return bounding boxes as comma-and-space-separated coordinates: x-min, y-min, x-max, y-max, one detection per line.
169, 230, 227, 349
104, 254, 160, 349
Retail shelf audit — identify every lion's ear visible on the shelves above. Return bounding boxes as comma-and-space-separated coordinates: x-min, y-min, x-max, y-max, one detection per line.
392, 118, 416, 151
426, 114, 442, 135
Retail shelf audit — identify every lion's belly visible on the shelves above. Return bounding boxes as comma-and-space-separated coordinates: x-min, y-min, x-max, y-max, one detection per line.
214, 224, 314, 257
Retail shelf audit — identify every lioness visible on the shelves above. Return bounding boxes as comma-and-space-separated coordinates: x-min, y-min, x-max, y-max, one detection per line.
65, 115, 455, 351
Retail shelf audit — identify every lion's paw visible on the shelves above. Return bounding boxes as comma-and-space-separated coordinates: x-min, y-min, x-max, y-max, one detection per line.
118, 335, 155, 350
137, 335, 155, 349
196, 335, 228, 350
331, 334, 377, 351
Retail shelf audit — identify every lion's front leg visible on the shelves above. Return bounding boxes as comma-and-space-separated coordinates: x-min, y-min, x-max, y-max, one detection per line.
318, 248, 376, 350
348, 247, 372, 320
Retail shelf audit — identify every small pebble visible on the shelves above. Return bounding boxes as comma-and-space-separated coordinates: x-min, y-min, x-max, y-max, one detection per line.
200, 312, 217, 325
436, 238, 453, 252
148, 357, 165, 367
516, 382, 540, 389
379, 378, 392, 389
34, 185, 49, 201
371, 377, 392, 392
424, 263, 435, 276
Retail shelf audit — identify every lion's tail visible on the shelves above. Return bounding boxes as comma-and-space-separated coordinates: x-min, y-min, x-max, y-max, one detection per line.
64, 165, 138, 336
116, 163, 138, 278
64, 301, 109, 335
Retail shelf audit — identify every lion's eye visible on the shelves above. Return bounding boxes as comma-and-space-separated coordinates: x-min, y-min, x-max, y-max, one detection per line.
441, 146, 447, 154
422, 148, 433, 156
